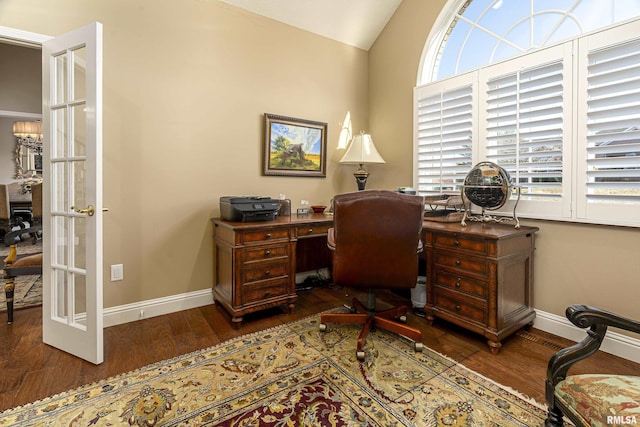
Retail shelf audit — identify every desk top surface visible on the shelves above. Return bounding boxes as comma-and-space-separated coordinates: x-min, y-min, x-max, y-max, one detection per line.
212, 214, 538, 237
212, 213, 333, 229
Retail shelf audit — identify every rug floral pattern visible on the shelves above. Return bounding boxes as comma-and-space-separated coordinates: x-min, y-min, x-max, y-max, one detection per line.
0, 241, 42, 312
0, 313, 547, 426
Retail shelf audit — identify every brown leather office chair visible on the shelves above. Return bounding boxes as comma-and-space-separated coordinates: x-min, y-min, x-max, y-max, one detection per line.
319, 190, 425, 360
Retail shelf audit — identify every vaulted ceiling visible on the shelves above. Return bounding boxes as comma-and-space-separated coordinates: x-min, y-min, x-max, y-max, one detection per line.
217, 0, 403, 51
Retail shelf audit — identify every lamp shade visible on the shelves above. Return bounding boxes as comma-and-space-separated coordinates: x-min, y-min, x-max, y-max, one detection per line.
339, 133, 385, 164
13, 121, 42, 139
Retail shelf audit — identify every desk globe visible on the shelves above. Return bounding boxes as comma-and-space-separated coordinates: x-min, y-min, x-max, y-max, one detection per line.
461, 161, 520, 228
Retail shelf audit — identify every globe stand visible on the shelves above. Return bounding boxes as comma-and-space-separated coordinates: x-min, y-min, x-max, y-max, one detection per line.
461, 186, 521, 228
459, 161, 521, 229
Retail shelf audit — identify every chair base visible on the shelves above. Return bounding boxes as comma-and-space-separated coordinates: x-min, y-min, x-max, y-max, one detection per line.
320, 296, 424, 360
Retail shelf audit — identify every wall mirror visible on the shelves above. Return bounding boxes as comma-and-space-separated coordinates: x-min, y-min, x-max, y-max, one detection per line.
12, 120, 43, 179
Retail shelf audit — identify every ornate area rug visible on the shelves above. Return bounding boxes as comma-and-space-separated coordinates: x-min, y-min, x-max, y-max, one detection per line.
0, 241, 42, 312
0, 274, 41, 311
0, 312, 547, 426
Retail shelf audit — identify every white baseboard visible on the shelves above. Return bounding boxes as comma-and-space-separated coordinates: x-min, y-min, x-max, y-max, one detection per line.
533, 309, 640, 364
102, 294, 640, 364
103, 289, 214, 328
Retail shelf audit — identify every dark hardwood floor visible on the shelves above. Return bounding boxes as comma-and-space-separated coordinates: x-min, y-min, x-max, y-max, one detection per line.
1, 285, 640, 413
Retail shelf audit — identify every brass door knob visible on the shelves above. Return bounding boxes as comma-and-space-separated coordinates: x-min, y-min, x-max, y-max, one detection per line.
71, 205, 110, 216
71, 205, 95, 216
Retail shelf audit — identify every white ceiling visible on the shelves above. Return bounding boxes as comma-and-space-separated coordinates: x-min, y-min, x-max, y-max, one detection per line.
217, 0, 402, 51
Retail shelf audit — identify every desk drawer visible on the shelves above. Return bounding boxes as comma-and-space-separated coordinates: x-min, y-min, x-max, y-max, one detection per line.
296, 223, 331, 238
434, 252, 488, 277
242, 228, 290, 244
243, 243, 289, 263
434, 233, 487, 256
434, 270, 487, 299
242, 278, 289, 305
434, 289, 487, 324
242, 260, 289, 283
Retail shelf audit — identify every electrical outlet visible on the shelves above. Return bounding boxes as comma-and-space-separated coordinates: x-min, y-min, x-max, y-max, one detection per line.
110, 264, 124, 281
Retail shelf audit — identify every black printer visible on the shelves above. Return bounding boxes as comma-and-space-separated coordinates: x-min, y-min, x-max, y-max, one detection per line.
220, 196, 281, 222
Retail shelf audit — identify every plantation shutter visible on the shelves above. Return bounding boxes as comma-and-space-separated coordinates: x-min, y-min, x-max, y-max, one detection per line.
484, 60, 564, 201
415, 74, 475, 195
585, 40, 640, 202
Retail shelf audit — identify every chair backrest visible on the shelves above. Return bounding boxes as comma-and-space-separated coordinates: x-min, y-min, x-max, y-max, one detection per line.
331, 189, 424, 290
31, 182, 42, 226
0, 185, 10, 221
7, 182, 30, 203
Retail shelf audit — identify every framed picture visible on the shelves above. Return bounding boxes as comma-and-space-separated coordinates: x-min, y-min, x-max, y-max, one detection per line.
263, 113, 327, 177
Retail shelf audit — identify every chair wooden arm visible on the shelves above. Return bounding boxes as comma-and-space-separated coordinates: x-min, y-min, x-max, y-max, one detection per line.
545, 304, 640, 414
3, 225, 41, 246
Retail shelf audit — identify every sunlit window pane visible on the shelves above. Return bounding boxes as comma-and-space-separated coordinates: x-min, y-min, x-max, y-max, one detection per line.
430, 0, 640, 83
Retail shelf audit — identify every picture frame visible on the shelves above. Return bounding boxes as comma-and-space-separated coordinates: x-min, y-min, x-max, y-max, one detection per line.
263, 113, 327, 177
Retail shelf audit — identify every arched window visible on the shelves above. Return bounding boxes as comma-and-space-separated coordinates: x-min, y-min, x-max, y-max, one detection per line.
422, 0, 640, 83
415, 0, 640, 227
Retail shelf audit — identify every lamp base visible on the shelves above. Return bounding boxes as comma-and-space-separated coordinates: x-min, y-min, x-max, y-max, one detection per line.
354, 165, 369, 191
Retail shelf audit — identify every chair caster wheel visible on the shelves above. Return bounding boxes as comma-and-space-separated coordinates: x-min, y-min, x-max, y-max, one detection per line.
319, 323, 327, 332
414, 342, 424, 353
356, 351, 365, 361
399, 315, 407, 323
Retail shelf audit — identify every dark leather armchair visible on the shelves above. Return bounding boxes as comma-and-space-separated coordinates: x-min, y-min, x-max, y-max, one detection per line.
319, 190, 425, 360
546, 304, 640, 426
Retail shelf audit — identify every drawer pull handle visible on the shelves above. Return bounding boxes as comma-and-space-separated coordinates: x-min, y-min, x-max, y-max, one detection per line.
265, 233, 272, 239
308, 228, 313, 234
455, 305, 461, 311
265, 250, 271, 256
454, 240, 460, 246
455, 281, 461, 288
264, 291, 271, 297
264, 270, 271, 277
455, 260, 461, 266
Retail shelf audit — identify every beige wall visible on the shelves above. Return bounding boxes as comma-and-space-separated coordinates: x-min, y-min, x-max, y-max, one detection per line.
0, 0, 369, 308
370, 0, 640, 320
0, 43, 41, 113
0, 43, 42, 182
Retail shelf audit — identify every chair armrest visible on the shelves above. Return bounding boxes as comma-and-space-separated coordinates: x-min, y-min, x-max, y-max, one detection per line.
327, 228, 335, 251
3, 225, 42, 245
546, 304, 640, 393
4, 227, 22, 245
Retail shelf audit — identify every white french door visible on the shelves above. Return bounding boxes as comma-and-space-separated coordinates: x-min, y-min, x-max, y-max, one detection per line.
42, 22, 104, 365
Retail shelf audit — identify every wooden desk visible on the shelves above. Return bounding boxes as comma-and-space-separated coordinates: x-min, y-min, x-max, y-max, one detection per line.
212, 215, 538, 352
212, 213, 333, 326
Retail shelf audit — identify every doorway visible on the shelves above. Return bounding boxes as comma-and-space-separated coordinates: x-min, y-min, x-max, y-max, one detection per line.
1, 23, 105, 365
1, 41, 43, 314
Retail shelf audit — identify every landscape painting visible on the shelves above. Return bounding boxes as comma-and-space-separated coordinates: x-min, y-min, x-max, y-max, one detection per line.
263, 113, 327, 177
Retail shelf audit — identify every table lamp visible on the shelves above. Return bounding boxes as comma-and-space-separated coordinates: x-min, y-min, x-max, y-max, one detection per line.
339, 131, 385, 190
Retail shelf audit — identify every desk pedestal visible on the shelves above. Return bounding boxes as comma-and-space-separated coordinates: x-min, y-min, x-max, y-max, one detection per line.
212, 214, 332, 326
422, 222, 538, 354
